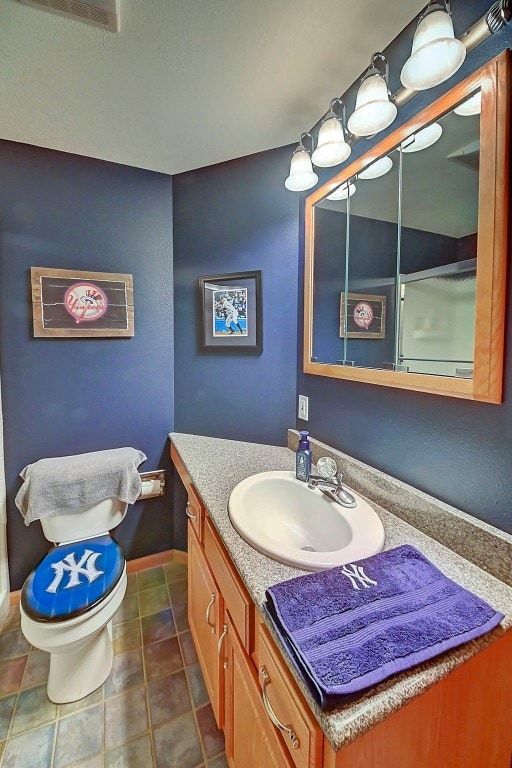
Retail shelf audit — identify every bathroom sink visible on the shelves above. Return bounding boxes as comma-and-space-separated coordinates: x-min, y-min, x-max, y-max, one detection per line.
228, 471, 385, 571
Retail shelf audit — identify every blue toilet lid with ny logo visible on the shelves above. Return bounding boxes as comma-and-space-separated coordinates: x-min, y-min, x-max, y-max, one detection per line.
22, 535, 125, 622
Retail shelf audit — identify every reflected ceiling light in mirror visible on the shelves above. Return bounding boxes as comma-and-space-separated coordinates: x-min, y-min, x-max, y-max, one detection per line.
358, 155, 393, 179
454, 90, 482, 116
284, 133, 318, 191
401, 122, 443, 153
400, 1, 466, 91
311, 99, 351, 168
327, 181, 356, 200
347, 53, 397, 138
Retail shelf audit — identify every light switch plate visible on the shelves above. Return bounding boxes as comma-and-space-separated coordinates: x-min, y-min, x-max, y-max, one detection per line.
298, 394, 309, 421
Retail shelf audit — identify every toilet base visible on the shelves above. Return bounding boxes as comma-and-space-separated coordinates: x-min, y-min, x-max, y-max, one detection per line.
47, 620, 114, 704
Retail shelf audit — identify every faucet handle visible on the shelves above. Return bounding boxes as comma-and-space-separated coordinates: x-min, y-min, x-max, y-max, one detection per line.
336, 471, 344, 487
316, 456, 338, 481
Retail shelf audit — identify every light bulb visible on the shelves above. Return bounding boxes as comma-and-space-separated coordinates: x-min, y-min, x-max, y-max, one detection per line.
359, 155, 393, 180
312, 116, 351, 168
347, 74, 397, 137
402, 123, 442, 153
400, 9, 466, 90
327, 182, 356, 200
284, 149, 318, 192
454, 91, 482, 116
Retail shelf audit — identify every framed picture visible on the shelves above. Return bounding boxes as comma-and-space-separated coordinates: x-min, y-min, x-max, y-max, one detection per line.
31, 267, 134, 338
199, 271, 262, 352
339, 293, 386, 339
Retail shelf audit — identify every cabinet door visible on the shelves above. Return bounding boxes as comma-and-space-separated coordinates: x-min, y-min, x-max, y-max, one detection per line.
188, 524, 224, 726
225, 614, 293, 768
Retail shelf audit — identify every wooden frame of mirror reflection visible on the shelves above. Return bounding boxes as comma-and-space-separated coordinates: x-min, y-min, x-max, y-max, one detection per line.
303, 51, 510, 403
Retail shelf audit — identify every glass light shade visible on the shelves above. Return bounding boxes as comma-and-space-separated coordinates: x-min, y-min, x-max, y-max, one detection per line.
284, 149, 318, 191
400, 10, 466, 90
402, 122, 442, 153
347, 74, 397, 137
454, 91, 482, 116
358, 155, 393, 179
327, 182, 356, 200
311, 117, 352, 167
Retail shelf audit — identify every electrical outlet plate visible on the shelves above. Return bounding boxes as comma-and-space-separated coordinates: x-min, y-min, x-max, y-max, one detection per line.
298, 394, 309, 421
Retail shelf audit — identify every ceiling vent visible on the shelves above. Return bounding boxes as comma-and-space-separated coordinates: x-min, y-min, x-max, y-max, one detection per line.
19, 0, 120, 31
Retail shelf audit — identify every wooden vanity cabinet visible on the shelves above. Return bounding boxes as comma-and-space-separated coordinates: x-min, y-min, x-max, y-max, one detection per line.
189, 518, 294, 766
172, 443, 204, 541
175, 446, 512, 768
224, 612, 294, 768
188, 524, 225, 726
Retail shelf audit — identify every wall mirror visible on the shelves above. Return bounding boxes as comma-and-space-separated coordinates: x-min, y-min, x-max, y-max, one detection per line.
304, 52, 509, 402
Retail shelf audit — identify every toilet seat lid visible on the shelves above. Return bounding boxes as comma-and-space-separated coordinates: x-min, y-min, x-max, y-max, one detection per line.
21, 535, 125, 623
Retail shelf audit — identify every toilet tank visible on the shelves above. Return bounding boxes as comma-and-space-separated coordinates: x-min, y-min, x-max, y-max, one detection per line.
39, 498, 128, 544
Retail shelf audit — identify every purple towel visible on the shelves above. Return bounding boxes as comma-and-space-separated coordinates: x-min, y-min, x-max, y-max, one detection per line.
265, 545, 503, 709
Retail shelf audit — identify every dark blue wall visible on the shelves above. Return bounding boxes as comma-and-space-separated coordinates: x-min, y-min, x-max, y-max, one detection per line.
298, 4, 512, 535
172, 146, 298, 468
0, 141, 175, 589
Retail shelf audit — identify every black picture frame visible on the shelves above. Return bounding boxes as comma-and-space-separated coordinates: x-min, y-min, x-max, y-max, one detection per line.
198, 271, 262, 353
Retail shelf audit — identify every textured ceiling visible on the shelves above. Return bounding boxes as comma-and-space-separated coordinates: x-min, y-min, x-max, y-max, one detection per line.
0, 0, 425, 175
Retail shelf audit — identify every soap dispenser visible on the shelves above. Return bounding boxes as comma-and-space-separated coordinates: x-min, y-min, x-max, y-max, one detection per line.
296, 431, 311, 482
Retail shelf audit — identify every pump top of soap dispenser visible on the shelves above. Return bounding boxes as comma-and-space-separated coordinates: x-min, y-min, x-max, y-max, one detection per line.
298, 431, 310, 448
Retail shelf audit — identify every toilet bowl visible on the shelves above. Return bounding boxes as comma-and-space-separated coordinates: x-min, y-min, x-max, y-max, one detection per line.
20, 498, 130, 703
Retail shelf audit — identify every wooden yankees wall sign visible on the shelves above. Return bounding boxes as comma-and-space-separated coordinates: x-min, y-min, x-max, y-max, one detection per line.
31, 267, 134, 338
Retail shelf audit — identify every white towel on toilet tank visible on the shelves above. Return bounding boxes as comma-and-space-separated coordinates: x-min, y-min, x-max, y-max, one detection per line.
15, 447, 147, 525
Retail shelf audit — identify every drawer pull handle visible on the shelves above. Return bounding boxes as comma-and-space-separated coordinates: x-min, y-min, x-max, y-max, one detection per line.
260, 666, 300, 750
218, 623, 229, 669
185, 502, 198, 522
205, 593, 216, 633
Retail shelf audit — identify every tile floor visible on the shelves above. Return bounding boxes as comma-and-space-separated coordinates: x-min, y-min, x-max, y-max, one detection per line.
0, 561, 227, 768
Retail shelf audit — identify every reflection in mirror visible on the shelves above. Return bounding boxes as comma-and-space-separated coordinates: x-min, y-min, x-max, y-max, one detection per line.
344, 155, 399, 370
311, 90, 481, 379
399, 93, 480, 377
311, 192, 349, 365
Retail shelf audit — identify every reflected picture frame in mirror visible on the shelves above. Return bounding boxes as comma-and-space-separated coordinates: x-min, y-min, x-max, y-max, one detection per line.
304, 51, 510, 403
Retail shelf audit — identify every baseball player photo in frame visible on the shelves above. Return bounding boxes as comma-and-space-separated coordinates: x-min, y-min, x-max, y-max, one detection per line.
198, 271, 262, 353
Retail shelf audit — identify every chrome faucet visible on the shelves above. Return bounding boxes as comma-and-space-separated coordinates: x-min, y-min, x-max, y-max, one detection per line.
307, 456, 357, 509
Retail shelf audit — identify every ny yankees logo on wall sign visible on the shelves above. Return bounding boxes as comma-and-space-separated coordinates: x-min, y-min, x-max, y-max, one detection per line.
31, 267, 134, 338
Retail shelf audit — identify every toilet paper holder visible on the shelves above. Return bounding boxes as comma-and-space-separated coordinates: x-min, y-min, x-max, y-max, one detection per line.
138, 470, 166, 500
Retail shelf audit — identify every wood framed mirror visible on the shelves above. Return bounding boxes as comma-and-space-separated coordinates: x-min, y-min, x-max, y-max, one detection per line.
304, 51, 509, 403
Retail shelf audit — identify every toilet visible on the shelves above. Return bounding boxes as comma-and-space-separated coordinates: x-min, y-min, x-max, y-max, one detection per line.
16, 448, 146, 704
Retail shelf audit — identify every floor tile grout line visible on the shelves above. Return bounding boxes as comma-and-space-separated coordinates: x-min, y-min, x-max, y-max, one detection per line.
49, 713, 58, 768
138, 586, 157, 768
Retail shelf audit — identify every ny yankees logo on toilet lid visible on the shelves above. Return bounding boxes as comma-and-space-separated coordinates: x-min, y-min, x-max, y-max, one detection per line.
21, 535, 125, 622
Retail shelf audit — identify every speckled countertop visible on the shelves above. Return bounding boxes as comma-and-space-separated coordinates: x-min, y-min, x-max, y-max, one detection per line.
169, 431, 512, 752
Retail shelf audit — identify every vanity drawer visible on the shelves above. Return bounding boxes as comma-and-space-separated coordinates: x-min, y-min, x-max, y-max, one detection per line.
204, 517, 253, 653
171, 443, 204, 541
258, 624, 323, 768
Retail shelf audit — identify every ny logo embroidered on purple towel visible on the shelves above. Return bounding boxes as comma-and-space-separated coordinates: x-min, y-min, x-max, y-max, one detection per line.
340, 563, 377, 590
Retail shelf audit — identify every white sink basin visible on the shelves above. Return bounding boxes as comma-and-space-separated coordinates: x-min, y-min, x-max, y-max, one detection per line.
228, 471, 385, 571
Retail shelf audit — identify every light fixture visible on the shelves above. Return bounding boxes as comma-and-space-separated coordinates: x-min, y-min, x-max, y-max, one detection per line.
284, 2, 512, 193
402, 122, 443, 153
358, 155, 393, 179
327, 181, 356, 200
311, 99, 352, 168
284, 133, 318, 192
400, 1, 466, 91
454, 90, 482, 115
347, 53, 397, 138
